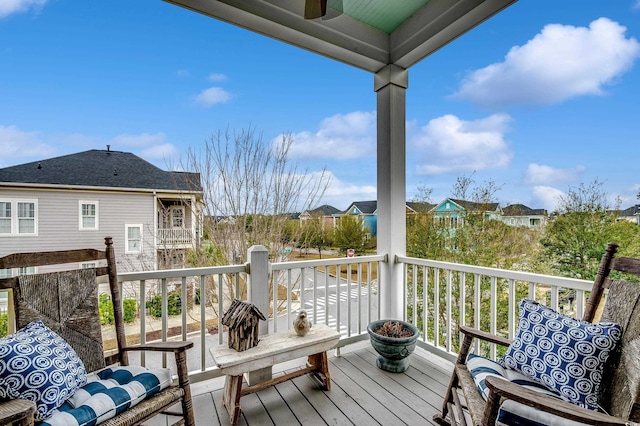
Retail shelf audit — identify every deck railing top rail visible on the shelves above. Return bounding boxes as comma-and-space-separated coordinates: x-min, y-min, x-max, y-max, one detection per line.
395, 255, 593, 291
272, 253, 387, 271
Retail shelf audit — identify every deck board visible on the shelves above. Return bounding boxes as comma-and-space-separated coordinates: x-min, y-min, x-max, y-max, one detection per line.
182, 342, 452, 425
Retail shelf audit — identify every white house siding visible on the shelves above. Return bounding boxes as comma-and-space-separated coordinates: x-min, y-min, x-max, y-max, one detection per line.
0, 187, 156, 273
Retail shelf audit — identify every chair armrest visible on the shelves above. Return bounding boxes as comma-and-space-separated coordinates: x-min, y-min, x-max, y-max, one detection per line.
122, 341, 194, 353
459, 325, 512, 347
483, 376, 631, 426
455, 325, 512, 364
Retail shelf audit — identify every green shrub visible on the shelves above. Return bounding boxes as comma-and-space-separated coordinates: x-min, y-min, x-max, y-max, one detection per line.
100, 293, 137, 325
123, 299, 137, 323
146, 291, 182, 318
99, 293, 114, 325
0, 312, 7, 338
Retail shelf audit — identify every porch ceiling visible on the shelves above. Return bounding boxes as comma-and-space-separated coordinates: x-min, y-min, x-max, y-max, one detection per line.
163, 0, 517, 73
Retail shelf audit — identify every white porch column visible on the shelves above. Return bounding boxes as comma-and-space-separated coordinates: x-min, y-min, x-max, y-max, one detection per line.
375, 64, 407, 320
246, 245, 271, 385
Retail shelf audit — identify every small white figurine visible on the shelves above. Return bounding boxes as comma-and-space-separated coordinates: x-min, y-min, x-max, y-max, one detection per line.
293, 310, 312, 336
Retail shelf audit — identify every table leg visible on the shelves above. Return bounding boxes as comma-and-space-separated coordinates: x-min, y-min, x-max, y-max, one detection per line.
222, 375, 243, 424
308, 352, 331, 390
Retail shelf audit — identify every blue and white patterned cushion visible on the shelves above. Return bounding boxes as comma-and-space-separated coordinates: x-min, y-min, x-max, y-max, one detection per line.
41, 365, 172, 426
468, 353, 588, 426
499, 299, 622, 410
0, 320, 88, 421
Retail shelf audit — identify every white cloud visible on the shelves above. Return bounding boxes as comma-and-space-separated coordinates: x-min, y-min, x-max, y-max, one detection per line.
0, 0, 47, 18
320, 171, 377, 210
208, 73, 226, 82
634, 0, 640, 11
138, 143, 180, 162
277, 111, 376, 160
109, 132, 169, 149
411, 113, 513, 175
524, 163, 586, 185
532, 186, 565, 212
107, 132, 179, 164
0, 125, 55, 166
451, 18, 640, 107
193, 87, 231, 106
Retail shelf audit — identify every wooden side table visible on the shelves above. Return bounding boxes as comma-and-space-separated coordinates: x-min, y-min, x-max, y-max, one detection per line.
210, 324, 340, 424
0, 399, 37, 426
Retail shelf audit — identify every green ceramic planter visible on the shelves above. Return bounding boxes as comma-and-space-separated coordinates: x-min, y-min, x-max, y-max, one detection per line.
367, 319, 419, 373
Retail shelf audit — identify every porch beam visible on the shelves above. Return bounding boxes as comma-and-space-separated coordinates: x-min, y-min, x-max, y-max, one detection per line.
375, 64, 407, 320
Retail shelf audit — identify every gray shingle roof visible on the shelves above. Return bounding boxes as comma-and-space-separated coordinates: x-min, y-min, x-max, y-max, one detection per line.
0, 149, 202, 192
620, 204, 640, 216
449, 198, 500, 212
502, 204, 547, 216
309, 204, 341, 216
344, 200, 377, 214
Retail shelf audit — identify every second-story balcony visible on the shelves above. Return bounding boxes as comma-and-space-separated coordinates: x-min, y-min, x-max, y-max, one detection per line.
157, 227, 194, 246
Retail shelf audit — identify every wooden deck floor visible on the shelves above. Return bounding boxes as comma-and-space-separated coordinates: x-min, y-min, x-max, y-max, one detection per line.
176, 342, 453, 426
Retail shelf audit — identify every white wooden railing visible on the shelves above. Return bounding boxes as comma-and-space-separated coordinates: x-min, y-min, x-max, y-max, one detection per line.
115, 250, 591, 383
396, 255, 593, 362
157, 228, 193, 245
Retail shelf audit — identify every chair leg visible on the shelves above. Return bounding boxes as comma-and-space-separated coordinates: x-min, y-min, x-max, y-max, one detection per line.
433, 371, 459, 426
175, 349, 196, 426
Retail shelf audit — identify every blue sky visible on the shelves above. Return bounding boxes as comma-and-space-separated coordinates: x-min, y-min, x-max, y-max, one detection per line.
1, 0, 640, 212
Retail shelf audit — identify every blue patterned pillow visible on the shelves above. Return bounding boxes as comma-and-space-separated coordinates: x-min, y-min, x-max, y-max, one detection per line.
0, 320, 88, 421
500, 299, 622, 410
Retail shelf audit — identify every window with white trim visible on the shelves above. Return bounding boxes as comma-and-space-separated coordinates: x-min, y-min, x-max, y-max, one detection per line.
0, 202, 11, 234
126, 225, 143, 253
18, 267, 36, 276
80, 262, 97, 269
171, 206, 185, 227
0, 268, 11, 279
0, 200, 37, 235
79, 201, 99, 230
17, 202, 35, 234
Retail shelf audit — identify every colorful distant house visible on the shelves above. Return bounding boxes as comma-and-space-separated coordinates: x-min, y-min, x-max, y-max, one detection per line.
339, 200, 378, 238
0, 148, 204, 275
430, 198, 502, 229
501, 204, 548, 228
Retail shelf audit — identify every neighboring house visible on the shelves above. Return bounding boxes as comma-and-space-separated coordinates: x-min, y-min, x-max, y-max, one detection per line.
406, 201, 436, 214
0, 148, 204, 276
299, 204, 340, 228
616, 204, 640, 224
501, 204, 548, 228
430, 198, 502, 229
338, 200, 378, 238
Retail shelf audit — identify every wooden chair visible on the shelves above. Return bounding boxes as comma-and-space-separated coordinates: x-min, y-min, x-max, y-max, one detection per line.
0, 237, 195, 426
433, 242, 640, 426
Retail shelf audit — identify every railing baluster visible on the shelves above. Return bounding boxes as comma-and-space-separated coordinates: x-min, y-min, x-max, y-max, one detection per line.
434, 268, 440, 348
217, 273, 223, 345
161, 278, 168, 368
446, 269, 452, 352
412, 263, 418, 326
490, 276, 497, 359
139, 279, 146, 367
473, 273, 481, 354
199, 275, 206, 371
423, 265, 428, 342
459, 271, 466, 350
508, 279, 515, 340
346, 263, 351, 337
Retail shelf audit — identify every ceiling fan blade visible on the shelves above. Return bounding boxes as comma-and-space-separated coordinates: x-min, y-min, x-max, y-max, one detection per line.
304, 0, 327, 19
